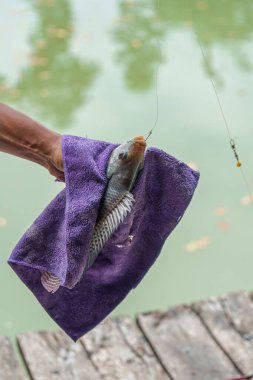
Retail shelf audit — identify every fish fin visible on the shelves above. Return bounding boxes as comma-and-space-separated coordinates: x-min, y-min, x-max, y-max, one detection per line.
85, 192, 134, 270
41, 271, 61, 293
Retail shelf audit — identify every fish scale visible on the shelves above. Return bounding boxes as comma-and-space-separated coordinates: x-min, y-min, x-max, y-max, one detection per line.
86, 191, 135, 270
41, 192, 135, 293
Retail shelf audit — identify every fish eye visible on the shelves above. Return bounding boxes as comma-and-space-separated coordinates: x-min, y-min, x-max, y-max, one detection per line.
118, 151, 128, 160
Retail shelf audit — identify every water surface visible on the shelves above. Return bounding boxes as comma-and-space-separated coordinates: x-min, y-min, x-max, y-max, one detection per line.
0, 0, 253, 340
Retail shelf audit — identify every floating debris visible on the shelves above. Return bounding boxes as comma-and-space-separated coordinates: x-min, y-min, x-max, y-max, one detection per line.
0, 217, 7, 227
196, 1, 208, 10
39, 71, 50, 80
218, 220, 230, 232
35, 39, 47, 49
214, 207, 228, 216
184, 236, 212, 253
187, 162, 199, 171
30, 54, 47, 67
241, 194, 253, 206
47, 27, 69, 39
37, 0, 55, 7
131, 38, 142, 49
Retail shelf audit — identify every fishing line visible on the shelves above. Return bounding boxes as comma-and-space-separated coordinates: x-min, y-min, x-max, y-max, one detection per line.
198, 41, 253, 201
145, 40, 161, 141
145, 0, 162, 142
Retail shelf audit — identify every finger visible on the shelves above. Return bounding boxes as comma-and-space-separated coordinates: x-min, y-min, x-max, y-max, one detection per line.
47, 162, 65, 182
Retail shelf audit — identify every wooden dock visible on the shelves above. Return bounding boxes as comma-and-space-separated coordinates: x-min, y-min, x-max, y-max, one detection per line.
1, 291, 253, 380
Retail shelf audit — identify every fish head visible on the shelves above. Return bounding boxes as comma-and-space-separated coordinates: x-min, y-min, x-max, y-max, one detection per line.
127, 135, 147, 166
106, 136, 146, 188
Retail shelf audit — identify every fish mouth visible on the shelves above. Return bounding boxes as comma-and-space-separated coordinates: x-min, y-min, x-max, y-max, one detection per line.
131, 135, 145, 141
129, 137, 146, 152
129, 135, 147, 148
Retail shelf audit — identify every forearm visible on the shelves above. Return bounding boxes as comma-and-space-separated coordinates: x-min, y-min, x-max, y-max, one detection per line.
0, 103, 61, 170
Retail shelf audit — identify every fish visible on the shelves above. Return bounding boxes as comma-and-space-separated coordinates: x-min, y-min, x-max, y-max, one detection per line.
41, 136, 146, 293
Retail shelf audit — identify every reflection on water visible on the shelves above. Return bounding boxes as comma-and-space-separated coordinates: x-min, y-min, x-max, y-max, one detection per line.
113, 0, 164, 91
1, 0, 251, 124
113, 0, 253, 91
0, 0, 99, 128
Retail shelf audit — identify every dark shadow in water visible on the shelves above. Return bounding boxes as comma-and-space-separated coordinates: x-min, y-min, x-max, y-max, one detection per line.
0, 0, 99, 129
113, 0, 253, 91
113, 0, 165, 92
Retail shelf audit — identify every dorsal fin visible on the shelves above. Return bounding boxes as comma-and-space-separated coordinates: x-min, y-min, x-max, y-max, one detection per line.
85, 192, 135, 270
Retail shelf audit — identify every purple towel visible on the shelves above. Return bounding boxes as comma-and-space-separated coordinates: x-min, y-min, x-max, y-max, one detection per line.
8, 134, 199, 342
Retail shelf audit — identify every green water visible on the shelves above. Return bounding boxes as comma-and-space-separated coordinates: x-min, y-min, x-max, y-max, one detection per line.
0, 0, 253, 341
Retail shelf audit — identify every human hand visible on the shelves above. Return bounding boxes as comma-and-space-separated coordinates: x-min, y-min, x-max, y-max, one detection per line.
47, 134, 65, 182
0, 103, 65, 182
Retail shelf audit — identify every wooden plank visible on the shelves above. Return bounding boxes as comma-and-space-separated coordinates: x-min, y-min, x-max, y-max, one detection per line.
81, 316, 170, 380
222, 292, 253, 337
17, 330, 100, 380
193, 291, 253, 374
138, 305, 239, 380
0, 336, 27, 380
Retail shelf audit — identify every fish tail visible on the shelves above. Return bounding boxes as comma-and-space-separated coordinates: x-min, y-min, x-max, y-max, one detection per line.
41, 271, 61, 293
